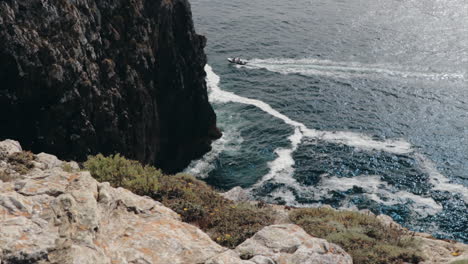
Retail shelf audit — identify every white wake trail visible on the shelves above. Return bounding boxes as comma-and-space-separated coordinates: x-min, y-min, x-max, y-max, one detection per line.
204, 65, 468, 215
244, 58, 466, 81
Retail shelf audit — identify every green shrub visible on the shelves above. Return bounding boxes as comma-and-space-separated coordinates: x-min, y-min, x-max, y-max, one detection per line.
61, 163, 74, 173
7, 151, 35, 175
451, 260, 468, 264
151, 173, 275, 248
289, 208, 424, 264
84, 154, 161, 196
84, 154, 274, 248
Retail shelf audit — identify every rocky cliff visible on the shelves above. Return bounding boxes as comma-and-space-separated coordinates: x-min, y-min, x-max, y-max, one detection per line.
2, 140, 468, 263
0, 140, 353, 264
0, 0, 221, 173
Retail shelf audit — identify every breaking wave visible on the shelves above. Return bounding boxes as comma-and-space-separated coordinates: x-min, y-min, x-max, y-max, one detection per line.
203, 64, 468, 217
185, 123, 243, 178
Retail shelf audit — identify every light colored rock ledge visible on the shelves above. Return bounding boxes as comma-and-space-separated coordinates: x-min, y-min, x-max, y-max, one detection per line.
0, 140, 351, 264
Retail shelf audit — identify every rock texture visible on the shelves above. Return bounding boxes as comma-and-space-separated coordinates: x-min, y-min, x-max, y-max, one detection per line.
0, 140, 226, 263
221, 186, 252, 203
234, 225, 352, 264
204, 223, 355, 264
224, 186, 468, 264
375, 211, 468, 264
0, 140, 353, 264
0, 0, 221, 173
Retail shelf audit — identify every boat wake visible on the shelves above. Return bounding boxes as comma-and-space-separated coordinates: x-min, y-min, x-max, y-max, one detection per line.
242, 58, 466, 81
198, 65, 468, 219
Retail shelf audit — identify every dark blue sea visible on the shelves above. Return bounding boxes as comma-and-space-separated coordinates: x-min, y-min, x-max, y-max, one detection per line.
187, 0, 468, 242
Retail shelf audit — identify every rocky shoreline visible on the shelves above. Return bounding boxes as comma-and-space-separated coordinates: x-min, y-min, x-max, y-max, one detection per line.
222, 187, 468, 264
1, 139, 467, 264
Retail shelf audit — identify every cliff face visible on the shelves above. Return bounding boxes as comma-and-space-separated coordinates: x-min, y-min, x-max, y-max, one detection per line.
0, 0, 221, 172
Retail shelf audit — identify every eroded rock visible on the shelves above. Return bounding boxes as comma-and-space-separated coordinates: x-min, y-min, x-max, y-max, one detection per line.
222, 186, 252, 202
0, 140, 22, 156
0, 141, 225, 264
235, 224, 353, 264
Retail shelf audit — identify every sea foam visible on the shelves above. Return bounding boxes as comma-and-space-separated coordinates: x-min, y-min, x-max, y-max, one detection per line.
203, 64, 468, 216
184, 126, 243, 178
244, 58, 466, 81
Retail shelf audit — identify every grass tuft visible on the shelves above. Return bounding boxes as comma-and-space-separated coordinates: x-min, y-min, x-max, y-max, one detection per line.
451, 260, 468, 264
289, 208, 424, 264
7, 151, 35, 175
61, 163, 74, 173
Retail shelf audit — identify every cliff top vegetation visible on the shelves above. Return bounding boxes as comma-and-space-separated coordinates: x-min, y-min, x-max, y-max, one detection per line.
84, 154, 424, 264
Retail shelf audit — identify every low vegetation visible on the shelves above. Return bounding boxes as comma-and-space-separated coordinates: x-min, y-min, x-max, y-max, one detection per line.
84, 154, 161, 196
84, 154, 274, 248
7, 151, 35, 175
450, 260, 468, 264
0, 150, 35, 182
61, 163, 74, 173
289, 208, 424, 264
83, 154, 425, 261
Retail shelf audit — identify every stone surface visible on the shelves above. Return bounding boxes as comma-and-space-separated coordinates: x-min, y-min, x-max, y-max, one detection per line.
235, 224, 353, 264
0, 140, 22, 156
222, 186, 252, 202
419, 237, 468, 264
0, 141, 225, 263
0, 0, 221, 173
205, 250, 255, 264
2, 140, 467, 264
249, 255, 276, 264
0, 141, 354, 264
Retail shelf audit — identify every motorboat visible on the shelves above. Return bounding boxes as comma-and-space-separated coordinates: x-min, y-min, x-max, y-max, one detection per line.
227, 57, 248, 65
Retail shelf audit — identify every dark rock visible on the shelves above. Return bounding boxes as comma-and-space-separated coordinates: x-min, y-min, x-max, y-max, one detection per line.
0, 0, 221, 173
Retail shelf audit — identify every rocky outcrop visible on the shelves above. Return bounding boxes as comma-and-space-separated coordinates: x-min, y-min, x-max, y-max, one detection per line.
375, 214, 468, 264
234, 224, 352, 264
0, 140, 353, 264
0, 140, 225, 263
223, 186, 468, 264
204, 224, 353, 264
0, 0, 221, 173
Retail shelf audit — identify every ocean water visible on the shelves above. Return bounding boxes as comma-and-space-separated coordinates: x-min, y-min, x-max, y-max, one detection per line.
187, 0, 468, 242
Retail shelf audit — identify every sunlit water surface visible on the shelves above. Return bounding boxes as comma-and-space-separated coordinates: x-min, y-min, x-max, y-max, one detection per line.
187, 0, 468, 242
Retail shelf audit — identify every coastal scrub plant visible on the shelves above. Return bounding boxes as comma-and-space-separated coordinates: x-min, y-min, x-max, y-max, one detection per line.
84, 154, 160, 196
450, 260, 468, 264
0, 150, 35, 181
7, 151, 35, 175
289, 207, 424, 264
84, 154, 274, 248
149, 172, 275, 248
